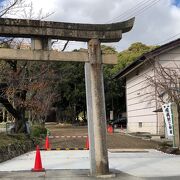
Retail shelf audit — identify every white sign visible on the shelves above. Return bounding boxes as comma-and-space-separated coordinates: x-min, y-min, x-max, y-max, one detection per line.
110, 111, 113, 120
162, 103, 174, 136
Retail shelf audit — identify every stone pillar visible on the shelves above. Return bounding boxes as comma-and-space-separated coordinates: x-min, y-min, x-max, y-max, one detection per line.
85, 63, 96, 174
172, 103, 180, 147
85, 39, 109, 175
31, 38, 51, 50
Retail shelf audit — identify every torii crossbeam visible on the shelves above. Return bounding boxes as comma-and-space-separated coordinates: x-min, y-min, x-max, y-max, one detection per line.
0, 17, 134, 42
0, 17, 135, 176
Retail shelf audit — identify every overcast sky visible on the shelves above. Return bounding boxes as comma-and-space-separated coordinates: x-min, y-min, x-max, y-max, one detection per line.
4, 0, 180, 51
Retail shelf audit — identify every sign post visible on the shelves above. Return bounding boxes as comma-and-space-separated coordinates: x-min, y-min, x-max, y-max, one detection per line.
110, 111, 114, 120
171, 103, 180, 148
162, 103, 175, 147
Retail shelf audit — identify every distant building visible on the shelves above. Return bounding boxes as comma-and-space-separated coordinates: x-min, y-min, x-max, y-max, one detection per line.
114, 38, 180, 135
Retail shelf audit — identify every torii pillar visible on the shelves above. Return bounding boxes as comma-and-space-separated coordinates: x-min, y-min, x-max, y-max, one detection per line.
85, 39, 109, 175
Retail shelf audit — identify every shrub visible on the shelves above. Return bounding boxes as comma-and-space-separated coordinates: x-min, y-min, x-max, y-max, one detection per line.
31, 125, 47, 138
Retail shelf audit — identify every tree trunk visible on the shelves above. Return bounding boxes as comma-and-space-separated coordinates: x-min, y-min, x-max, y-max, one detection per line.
14, 106, 27, 133
13, 89, 27, 133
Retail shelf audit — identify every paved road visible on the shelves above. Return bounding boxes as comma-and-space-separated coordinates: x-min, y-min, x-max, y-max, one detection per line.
0, 149, 180, 179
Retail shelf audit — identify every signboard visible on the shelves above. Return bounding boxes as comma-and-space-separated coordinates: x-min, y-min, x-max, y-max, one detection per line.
110, 111, 114, 120
162, 103, 174, 136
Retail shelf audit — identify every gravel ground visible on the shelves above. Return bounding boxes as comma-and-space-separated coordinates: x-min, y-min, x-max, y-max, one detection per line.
45, 124, 160, 149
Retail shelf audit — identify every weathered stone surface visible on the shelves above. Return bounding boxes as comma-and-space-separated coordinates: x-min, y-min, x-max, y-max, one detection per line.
0, 48, 118, 64
0, 17, 135, 42
86, 39, 109, 175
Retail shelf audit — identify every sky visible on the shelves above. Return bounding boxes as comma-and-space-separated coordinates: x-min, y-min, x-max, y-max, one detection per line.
3, 0, 180, 52
174, 0, 180, 6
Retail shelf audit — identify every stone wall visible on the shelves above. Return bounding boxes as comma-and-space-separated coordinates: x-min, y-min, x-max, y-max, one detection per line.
0, 141, 34, 163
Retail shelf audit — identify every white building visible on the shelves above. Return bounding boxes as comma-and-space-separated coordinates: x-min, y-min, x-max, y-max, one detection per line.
114, 39, 180, 135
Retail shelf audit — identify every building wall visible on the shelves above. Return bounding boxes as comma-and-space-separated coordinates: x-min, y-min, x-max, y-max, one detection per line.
126, 46, 180, 135
126, 63, 158, 134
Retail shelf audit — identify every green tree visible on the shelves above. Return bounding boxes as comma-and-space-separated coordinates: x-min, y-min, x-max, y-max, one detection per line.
101, 45, 125, 119
112, 42, 157, 74
53, 62, 86, 123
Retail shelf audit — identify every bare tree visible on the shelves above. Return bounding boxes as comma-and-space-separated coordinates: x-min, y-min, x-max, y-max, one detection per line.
0, 52, 58, 132
146, 60, 180, 145
0, 0, 25, 17
0, 0, 57, 133
146, 61, 180, 105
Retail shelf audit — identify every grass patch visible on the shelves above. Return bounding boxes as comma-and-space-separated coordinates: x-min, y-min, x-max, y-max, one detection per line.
0, 133, 28, 147
0, 124, 47, 148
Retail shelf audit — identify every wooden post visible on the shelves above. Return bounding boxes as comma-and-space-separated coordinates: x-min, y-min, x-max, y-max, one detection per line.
85, 39, 109, 175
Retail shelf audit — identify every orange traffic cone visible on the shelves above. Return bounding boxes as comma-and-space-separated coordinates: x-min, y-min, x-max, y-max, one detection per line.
86, 136, 89, 150
44, 136, 50, 149
107, 125, 114, 133
32, 145, 45, 172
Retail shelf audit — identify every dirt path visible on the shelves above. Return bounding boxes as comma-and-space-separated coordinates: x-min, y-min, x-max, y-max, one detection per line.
45, 124, 160, 149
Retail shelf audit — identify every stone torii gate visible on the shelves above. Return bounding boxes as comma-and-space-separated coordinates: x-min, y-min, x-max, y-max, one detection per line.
0, 17, 135, 176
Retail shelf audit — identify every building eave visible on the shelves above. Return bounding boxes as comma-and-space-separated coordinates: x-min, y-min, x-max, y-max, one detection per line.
113, 38, 180, 79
